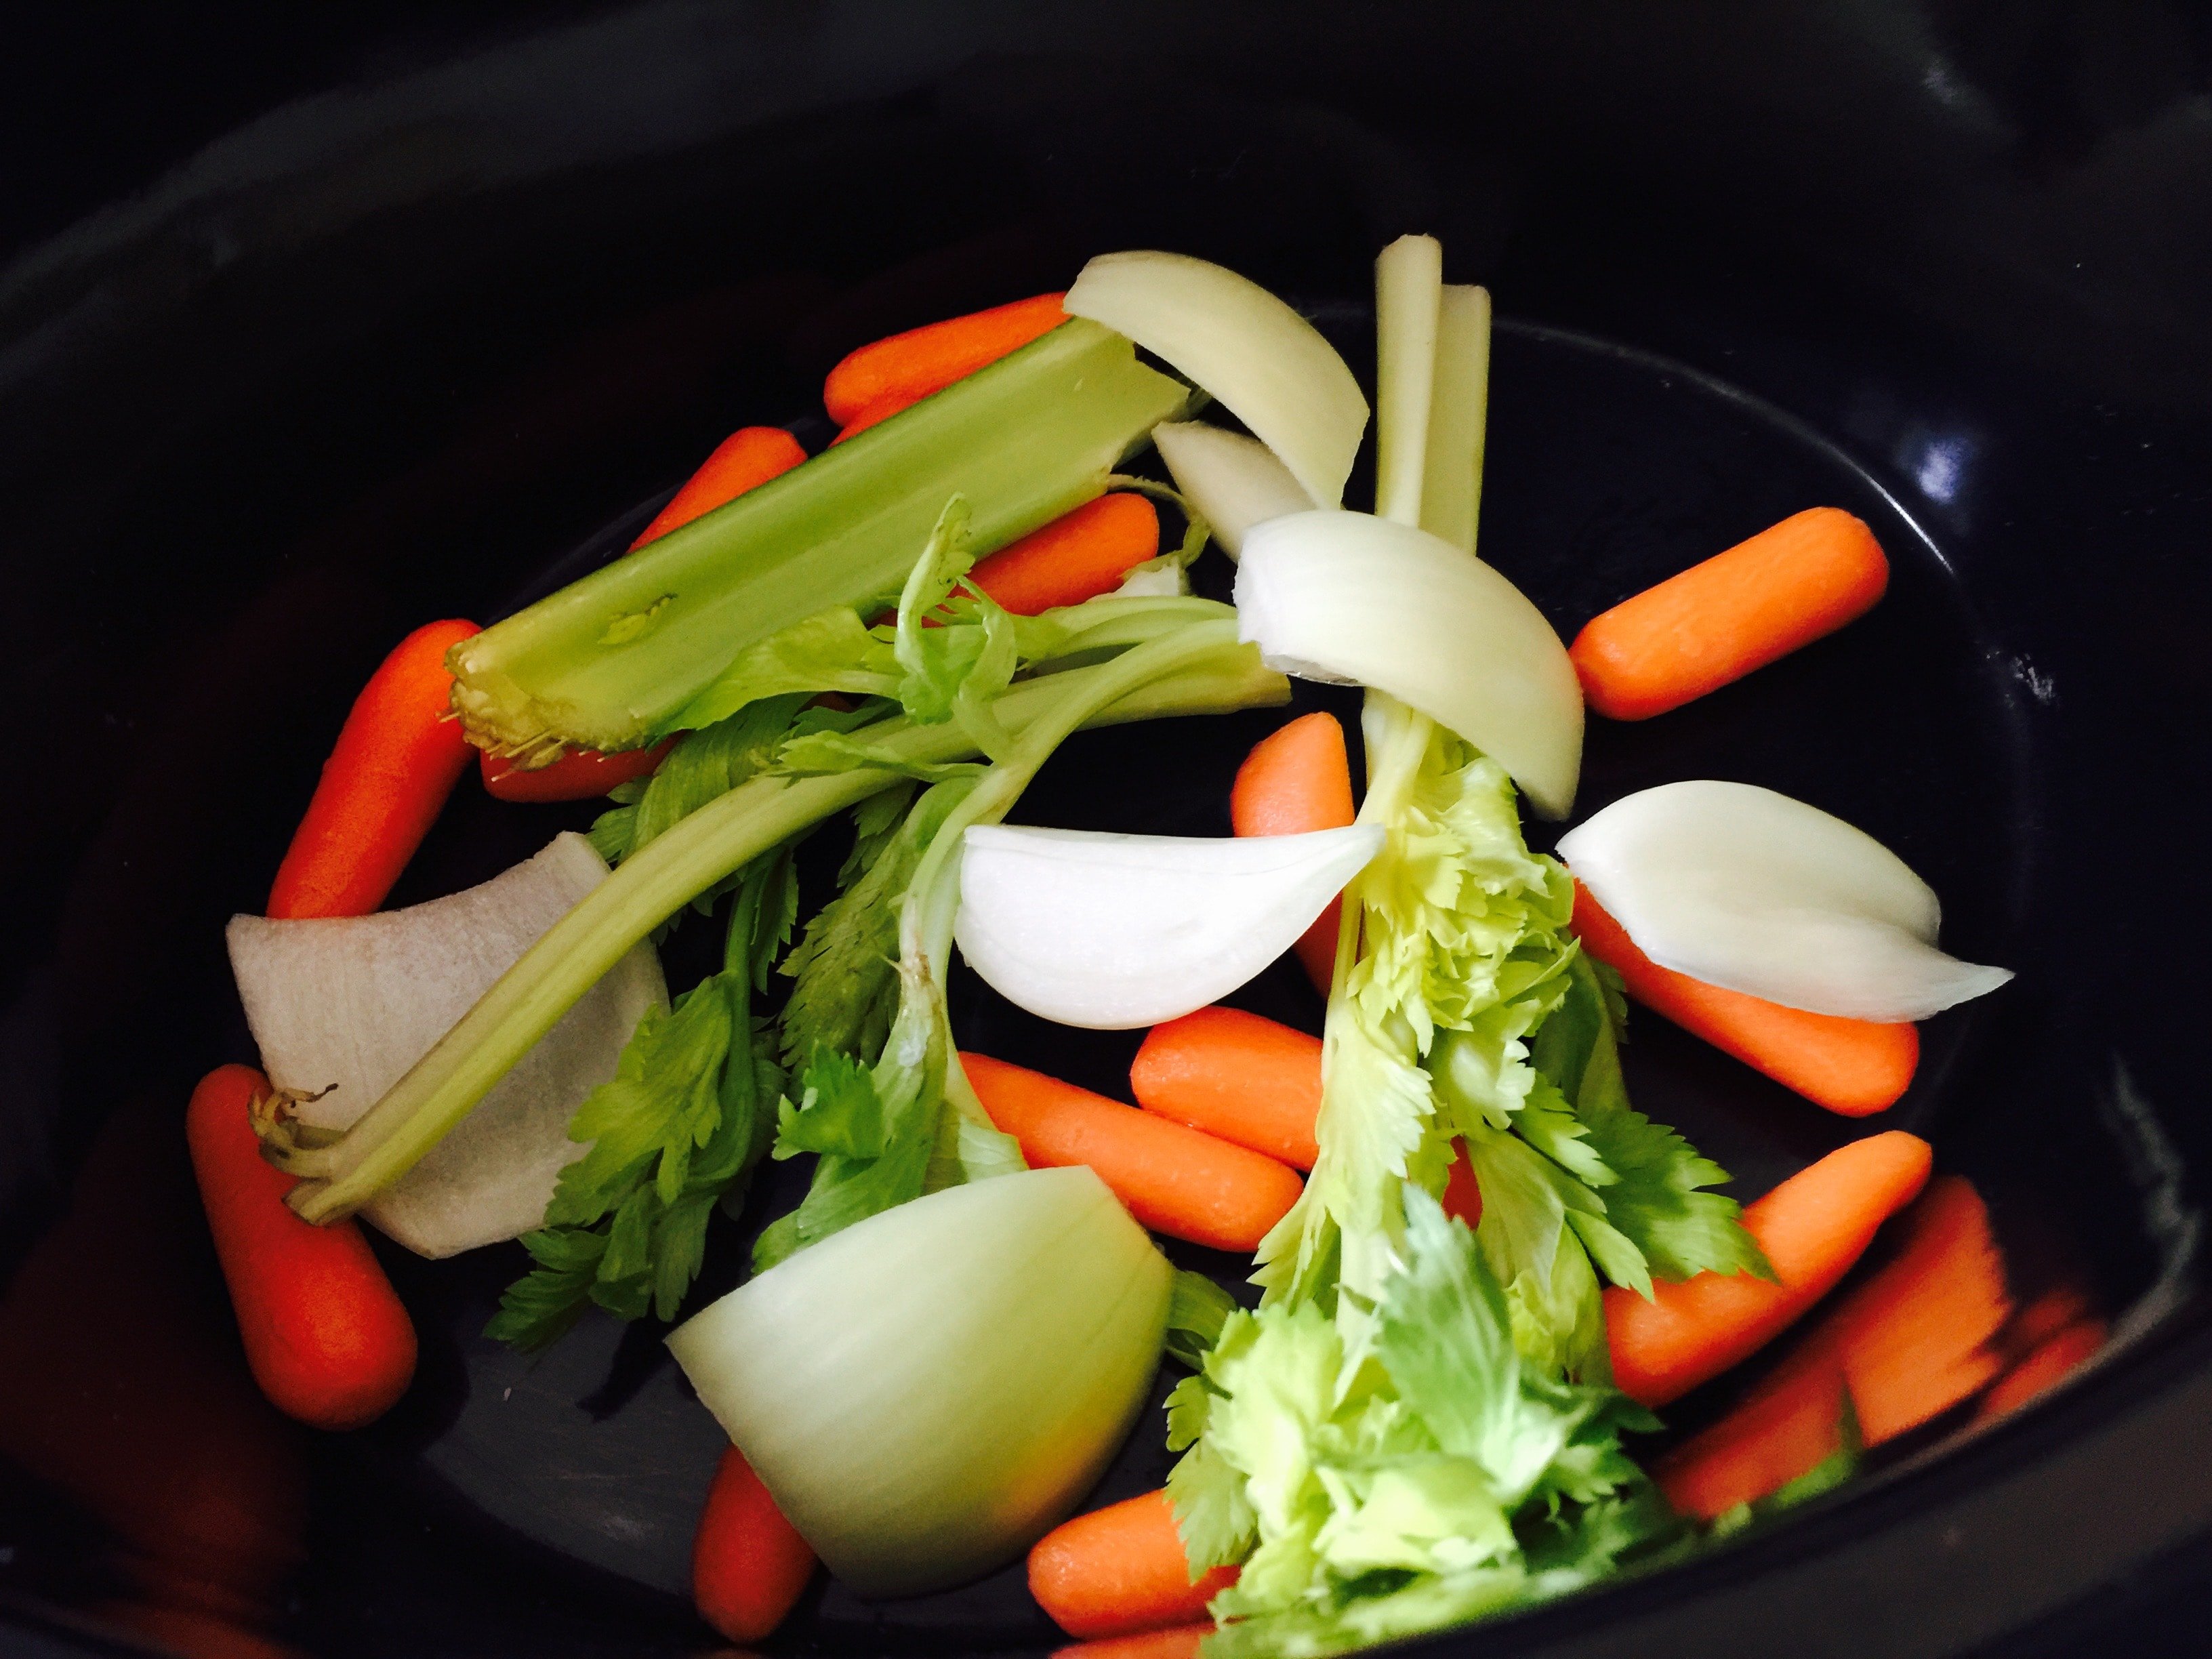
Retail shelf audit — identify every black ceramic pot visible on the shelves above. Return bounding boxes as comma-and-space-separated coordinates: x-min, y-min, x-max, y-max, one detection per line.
3, 5, 2209, 1656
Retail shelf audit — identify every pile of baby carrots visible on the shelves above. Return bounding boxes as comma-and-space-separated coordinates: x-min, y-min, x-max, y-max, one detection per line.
186, 286, 2093, 1656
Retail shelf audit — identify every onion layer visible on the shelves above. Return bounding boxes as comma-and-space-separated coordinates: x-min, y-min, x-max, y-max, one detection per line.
1234, 510, 1584, 818
954, 823, 1384, 1028
667, 1166, 1170, 1598
1557, 780, 2013, 1021
1152, 420, 1315, 559
1065, 250, 1368, 509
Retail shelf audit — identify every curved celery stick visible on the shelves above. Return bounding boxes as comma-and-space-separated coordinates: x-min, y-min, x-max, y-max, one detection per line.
1420, 285, 1492, 552
450, 319, 1189, 760
280, 628, 1276, 1223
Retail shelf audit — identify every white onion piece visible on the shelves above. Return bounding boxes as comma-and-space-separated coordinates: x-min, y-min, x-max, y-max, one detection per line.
1152, 420, 1315, 560
1420, 285, 1493, 552
668, 1166, 1169, 1597
1235, 510, 1584, 819
1065, 250, 1367, 509
1109, 552, 1191, 598
226, 834, 665, 1256
1374, 234, 1443, 526
1557, 781, 2013, 1021
954, 823, 1383, 1029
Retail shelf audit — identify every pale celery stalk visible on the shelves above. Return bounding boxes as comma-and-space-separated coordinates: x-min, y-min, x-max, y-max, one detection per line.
1372, 234, 1443, 527
450, 319, 1189, 761
276, 634, 1282, 1223
1420, 285, 1493, 554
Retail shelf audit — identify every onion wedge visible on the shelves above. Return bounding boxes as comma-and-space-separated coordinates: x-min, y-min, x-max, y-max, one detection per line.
1557, 780, 2013, 1021
1151, 420, 1315, 558
1234, 510, 1584, 818
667, 1166, 1170, 1597
1065, 250, 1368, 509
953, 823, 1383, 1028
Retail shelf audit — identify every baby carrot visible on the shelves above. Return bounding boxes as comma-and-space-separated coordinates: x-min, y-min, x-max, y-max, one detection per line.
692, 1445, 817, 1644
968, 493, 1160, 615
1605, 1130, 1933, 1408
2001, 1283, 2095, 1363
1810, 1176, 2009, 1444
1977, 1319, 2106, 1422
1029, 1490, 1237, 1640
1656, 1177, 2011, 1515
830, 390, 920, 445
1570, 506, 1889, 720
1054, 1624, 1212, 1659
1654, 1361, 1848, 1521
185, 1065, 415, 1430
1230, 713, 1355, 994
961, 1053, 1303, 1253
1130, 1006, 1322, 1170
632, 426, 807, 548
1572, 885, 1917, 1116
481, 736, 678, 804
824, 292, 1069, 425
268, 618, 480, 918
483, 426, 805, 803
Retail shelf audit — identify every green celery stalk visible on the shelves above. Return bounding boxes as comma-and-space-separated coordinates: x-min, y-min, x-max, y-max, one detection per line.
274, 634, 1282, 1224
451, 319, 1189, 760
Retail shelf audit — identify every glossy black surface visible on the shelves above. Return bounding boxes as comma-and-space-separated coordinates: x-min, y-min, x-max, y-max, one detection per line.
2, 5, 2209, 1656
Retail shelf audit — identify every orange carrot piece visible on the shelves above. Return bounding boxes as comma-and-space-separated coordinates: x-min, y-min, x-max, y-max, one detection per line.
824, 291, 1069, 425
268, 618, 481, 919
2001, 1283, 2094, 1363
830, 390, 922, 445
1570, 506, 1889, 720
481, 735, 678, 803
1656, 1177, 2011, 1514
1130, 1006, 1322, 1170
962, 1053, 1303, 1253
1655, 1362, 1849, 1521
1054, 1624, 1212, 1659
1572, 885, 1917, 1117
691, 1444, 817, 1644
185, 1066, 416, 1430
1977, 1319, 2107, 1422
1230, 713, 1356, 994
1029, 1490, 1237, 1640
1815, 1177, 2010, 1443
1442, 1139, 1484, 1229
969, 493, 1161, 616
1605, 1130, 1933, 1408
632, 425, 808, 548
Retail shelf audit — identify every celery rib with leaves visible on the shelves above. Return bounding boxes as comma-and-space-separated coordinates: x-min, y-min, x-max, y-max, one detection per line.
1161, 238, 1768, 1658
449, 318, 1187, 761
264, 497, 1283, 1358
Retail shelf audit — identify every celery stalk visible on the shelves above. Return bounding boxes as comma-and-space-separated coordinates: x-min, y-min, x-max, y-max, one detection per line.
276, 634, 1282, 1223
451, 319, 1190, 760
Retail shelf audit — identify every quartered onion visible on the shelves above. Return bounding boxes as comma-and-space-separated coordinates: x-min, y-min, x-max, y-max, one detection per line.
668, 1166, 1170, 1597
1152, 420, 1315, 558
954, 823, 1384, 1028
1234, 510, 1584, 818
1065, 250, 1368, 509
1557, 780, 2013, 1021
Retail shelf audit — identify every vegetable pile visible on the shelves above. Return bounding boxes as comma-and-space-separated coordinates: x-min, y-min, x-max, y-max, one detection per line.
186, 234, 2046, 1656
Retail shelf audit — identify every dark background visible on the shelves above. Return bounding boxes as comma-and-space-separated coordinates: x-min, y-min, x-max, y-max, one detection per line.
2, 3, 2210, 1656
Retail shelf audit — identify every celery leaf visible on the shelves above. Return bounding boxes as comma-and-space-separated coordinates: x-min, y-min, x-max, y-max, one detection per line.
487, 848, 792, 1351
